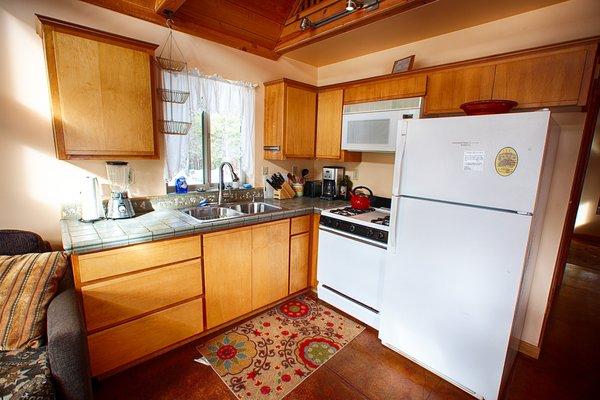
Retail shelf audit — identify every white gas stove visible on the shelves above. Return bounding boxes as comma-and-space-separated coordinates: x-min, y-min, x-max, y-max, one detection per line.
320, 206, 390, 247
317, 206, 390, 329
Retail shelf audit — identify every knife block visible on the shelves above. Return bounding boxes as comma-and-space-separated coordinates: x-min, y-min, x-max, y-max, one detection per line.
273, 182, 296, 199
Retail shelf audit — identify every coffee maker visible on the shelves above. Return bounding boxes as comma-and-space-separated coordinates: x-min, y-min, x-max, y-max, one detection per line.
321, 166, 345, 200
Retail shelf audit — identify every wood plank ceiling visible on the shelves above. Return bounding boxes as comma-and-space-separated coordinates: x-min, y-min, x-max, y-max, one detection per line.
79, 0, 434, 60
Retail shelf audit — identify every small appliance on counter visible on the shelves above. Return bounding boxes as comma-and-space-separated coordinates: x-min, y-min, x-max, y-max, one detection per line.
106, 161, 135, 219
80, 176, 105, 222
321, 166, 345, 200
303, 180, 322, 198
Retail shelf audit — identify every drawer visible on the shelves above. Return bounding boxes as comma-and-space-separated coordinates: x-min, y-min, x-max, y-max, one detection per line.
87, 298, 204, 376
81, 259, 203, 332
75, 235, 202, 283
290, 215, 310, 235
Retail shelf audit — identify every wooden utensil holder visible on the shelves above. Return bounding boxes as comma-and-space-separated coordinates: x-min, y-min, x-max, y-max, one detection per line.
273, 182, 296, 199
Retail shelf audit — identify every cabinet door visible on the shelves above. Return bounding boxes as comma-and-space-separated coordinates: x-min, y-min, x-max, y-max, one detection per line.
263, 82, 285, 160
251, 220, 290, 310
425, 65, 495, 115
284, 86, 317, 158
315, 90, 362, 162
289, 232, 310, 293
45, 29, 156, 159
316, 90, 343, 159
343, 74, 427, 104
204, 227, 252, 329
492, 47, 590, 108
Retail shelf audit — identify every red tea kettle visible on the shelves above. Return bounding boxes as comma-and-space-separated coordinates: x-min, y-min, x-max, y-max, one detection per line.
349, 186, 373, 210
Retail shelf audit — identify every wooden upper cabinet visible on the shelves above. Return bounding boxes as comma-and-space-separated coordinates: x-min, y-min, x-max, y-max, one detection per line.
263, 79, 317, 160
37, 15, 158, 160
492, 46, 595, 108
424, 65, 496, 115
203, 227, 253, 329
285, 85, 317, 158
263, 82, 285, 160
343, 74, 427, 104
316, 89, 361, 162
251, 220, 290, 310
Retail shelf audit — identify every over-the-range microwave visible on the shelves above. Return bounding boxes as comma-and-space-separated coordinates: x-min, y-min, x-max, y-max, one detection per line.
342, 97, 423, 152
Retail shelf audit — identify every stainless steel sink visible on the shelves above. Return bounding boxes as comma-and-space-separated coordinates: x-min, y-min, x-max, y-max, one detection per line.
183, 206, 244, 222
228, 202, 281, 214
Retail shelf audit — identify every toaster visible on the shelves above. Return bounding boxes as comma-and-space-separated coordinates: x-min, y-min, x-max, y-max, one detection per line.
303, 180, 322, 198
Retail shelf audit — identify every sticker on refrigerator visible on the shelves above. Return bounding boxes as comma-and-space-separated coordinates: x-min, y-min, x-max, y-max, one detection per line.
495, 147, 519, 176
463, 151, 485, 172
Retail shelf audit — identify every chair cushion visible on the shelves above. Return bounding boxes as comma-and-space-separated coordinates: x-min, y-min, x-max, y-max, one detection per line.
0, 252, 68, 351
0, 347, 54, 399
0, 230, 52, 256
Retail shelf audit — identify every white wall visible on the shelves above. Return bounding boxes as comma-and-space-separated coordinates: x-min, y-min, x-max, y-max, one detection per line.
0, 0, 317, 246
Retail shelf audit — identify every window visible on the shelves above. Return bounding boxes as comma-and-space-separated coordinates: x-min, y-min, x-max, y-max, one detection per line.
163, 73, 255, 190
167, 111, 243, 190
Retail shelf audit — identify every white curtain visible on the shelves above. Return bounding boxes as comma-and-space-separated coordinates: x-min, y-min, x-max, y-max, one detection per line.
164, 70, 256, 182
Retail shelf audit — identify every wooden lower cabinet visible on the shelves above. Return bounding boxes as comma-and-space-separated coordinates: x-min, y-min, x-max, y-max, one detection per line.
73, 235, 204, 377
251, 220, 290, 309
88, 298, 204, 376
290, 232, 310, 293
81, 260, 203, 332
203, 227, 253, 329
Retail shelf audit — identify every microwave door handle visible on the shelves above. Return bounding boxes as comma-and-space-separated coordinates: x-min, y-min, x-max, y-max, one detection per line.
392, 121, 408, 197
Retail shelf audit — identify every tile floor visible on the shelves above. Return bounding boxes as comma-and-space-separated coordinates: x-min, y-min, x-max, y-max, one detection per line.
94, 240, 600, 400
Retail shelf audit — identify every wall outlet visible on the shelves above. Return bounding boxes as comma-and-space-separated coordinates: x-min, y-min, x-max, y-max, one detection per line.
353, 169, 359, 180
262, 165, 269, 176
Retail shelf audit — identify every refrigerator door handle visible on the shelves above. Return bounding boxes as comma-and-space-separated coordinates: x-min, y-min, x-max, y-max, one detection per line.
392, 121, 408, 197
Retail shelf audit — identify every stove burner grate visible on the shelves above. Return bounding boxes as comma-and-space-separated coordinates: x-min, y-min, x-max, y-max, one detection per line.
329, 207, 375, 217
371, 216, 390, 226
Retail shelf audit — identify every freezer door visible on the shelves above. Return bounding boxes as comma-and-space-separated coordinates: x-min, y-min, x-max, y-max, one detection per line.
394, 111, 552, 214
379, 197, 532, 400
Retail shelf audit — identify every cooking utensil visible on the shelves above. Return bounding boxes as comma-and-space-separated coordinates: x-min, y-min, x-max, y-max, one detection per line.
459, 100, 518, 115
349, 186, 373, 210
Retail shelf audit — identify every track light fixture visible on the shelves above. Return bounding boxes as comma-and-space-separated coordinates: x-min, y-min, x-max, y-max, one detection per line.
299, 17, 313, 31
299, 0, 378, 31
346, 0, 360, 11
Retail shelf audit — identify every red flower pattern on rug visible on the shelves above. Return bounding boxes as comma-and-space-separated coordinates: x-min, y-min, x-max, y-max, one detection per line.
197, 295, 364, 399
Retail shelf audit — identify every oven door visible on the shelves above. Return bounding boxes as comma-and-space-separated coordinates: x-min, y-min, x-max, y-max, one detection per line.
317, 227, 386, 311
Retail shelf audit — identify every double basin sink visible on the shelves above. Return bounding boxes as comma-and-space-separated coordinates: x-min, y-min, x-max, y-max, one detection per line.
182, 202, 281, 222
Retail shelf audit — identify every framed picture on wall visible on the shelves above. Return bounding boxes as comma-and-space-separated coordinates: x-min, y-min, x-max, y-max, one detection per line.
391, 55, 415, 74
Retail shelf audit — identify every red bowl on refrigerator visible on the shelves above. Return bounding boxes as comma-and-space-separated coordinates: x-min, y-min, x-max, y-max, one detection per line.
460, 100, 518, 115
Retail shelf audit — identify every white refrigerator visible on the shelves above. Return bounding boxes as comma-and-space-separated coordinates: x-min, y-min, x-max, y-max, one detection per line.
378, 111, 559, 400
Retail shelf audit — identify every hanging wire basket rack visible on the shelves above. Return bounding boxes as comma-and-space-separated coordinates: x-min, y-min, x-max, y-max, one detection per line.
159, 120, 192, 136
156, 57, 187, 72
155, 17, 192, 135
157, 88, 190, 103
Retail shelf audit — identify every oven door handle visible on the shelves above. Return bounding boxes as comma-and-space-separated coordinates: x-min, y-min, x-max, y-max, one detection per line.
319, 226, 387, 249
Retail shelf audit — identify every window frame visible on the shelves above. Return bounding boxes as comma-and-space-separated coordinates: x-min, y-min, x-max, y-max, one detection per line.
166, 112, 214, 193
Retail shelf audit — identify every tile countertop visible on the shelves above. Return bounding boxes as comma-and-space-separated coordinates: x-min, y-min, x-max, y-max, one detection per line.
61, 197, 348, 253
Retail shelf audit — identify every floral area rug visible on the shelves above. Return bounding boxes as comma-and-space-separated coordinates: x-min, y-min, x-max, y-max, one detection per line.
197, 294, 365, 399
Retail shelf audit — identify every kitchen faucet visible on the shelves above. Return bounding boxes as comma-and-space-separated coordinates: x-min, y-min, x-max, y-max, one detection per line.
218, 162, 240, 205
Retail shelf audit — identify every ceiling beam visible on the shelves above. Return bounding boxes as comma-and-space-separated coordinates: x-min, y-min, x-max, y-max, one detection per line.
154, 0, 187, 16
275, 0, 438, 54
80, 0, 281, 60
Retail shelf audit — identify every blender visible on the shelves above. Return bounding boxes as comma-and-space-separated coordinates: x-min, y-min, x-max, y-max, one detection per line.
106, 161, 135, 219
